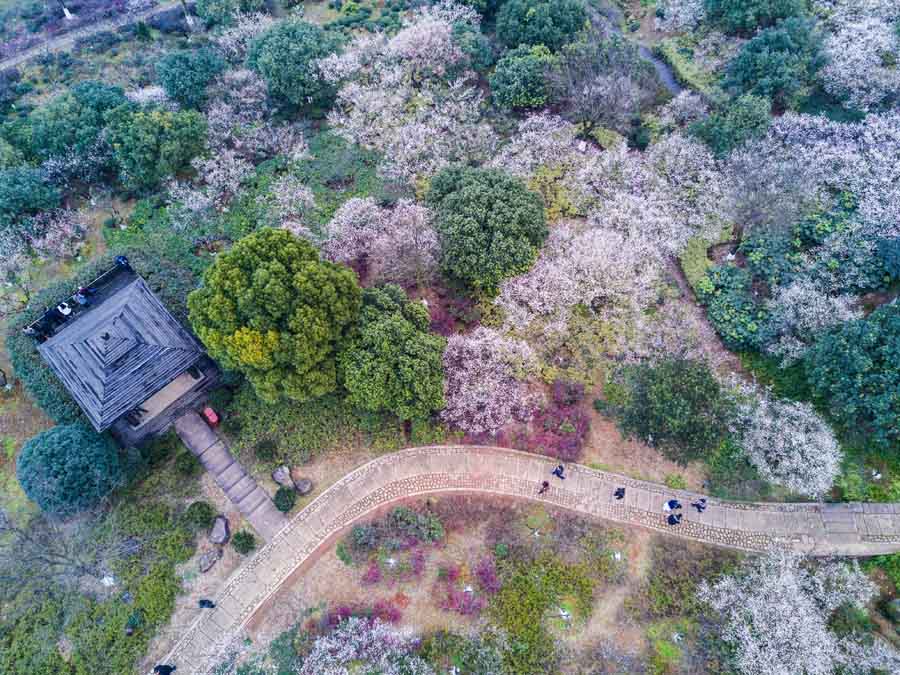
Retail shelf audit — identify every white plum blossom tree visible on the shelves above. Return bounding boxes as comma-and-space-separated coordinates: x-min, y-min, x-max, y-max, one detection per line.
699, 551, 898, 675
658, 90, 709, 131
299, 618, 435, 675
25, 209, 86, 259
732, 385, 842, 497
441, 327, 539, 434
255, 174, 316, 237
213, 11, 276, 63
654, 0, 706, 31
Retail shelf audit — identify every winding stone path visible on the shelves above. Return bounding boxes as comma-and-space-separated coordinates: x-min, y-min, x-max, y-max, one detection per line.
156, 445, 900, 674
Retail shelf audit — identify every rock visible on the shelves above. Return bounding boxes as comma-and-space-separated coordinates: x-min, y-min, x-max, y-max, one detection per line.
209, 516, 230, 545
198, 548, 222, 573
886, 598, 900, 623
290, 468, 313, 495
272, 465, 293, 488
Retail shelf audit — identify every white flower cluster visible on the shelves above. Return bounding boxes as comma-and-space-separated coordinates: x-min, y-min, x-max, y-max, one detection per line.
213, 12, 276, 63
124, 85, 175, 109
654, 0, 706, 32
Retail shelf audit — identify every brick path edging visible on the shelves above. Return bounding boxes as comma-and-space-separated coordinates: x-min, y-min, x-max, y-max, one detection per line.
155, 445, 900, 674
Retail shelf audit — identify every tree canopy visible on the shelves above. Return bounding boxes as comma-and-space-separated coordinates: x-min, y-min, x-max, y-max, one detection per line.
428, 166, 547, 295
705, 0, 808, 35
16, 424, 124, 516
195, 0, 265, 27
188, 227, 362, 403
155, 48, 225, 109
495, 0, 587, 52
0, 167, 60, 242
247, 19, 339, 108
339, 285, 446, 421
490, 45, 555, 110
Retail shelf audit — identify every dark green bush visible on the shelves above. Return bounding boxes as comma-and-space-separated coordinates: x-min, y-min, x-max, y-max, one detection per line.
453, 22, 496, 71
386, 506, 445, 543
490, 44, 555, 109
351, 523, 380, 550
174, 451, 202, 477
182, 501, 216, 531
255, 439, 278, 462
495, 0, 587, 52
689, 94, 772, 157
0, 166, 61, 242
17, 424, 124, 516
232, 530, 256, 554
705, 0, 808, 35
274, 486, 296, 513
738, 233, 801, 288
614, 358, 735, 465
155, 48, 225, 108
696, 265, 771, 351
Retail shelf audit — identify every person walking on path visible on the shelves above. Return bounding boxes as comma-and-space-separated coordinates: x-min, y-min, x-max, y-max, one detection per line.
613, 487, 626, 500
538, 480, 550, 495
154, 666, 177, 675
552, 464, 566, 480
663, 499, 682, 512
691, 498, 707, 513
198, 599, 216, 609
667, 513, 683, 526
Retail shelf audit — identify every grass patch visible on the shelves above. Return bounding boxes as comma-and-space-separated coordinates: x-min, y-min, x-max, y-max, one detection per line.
653, 38, 716, 95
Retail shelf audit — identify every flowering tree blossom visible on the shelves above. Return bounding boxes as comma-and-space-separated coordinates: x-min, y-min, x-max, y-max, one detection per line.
166, 151, 254, 229
441, 327, 539, 434
699, 551, 898, 675
25, 209, 86, 259
213, 12, 275, 63
124, 85, 176, 109
821, 17, 900, 111
251, 173, 315, 238
298, 617, 435, 675
654, 0, 706, 31
323, 197, 439, 285
764, 279, 861, 365
732, 385, 842, 497
386, 2, 477, 80
658, 91, 709, 131
41, 138, 114, 189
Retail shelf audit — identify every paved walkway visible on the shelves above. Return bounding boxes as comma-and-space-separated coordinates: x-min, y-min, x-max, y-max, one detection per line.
174, 411, 286, 542
0, 2, 183, 70
156, 445, 900, 674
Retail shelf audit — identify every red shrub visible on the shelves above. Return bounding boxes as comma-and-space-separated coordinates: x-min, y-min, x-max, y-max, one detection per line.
475, 556, 501, 594
362, 561, 382, 585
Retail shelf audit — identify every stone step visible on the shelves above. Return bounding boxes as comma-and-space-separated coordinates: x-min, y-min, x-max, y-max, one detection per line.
215, 461, 246, 491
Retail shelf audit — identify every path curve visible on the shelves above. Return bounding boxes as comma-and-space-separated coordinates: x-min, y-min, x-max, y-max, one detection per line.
158, 445, 900, 674
0, 2, 183, 71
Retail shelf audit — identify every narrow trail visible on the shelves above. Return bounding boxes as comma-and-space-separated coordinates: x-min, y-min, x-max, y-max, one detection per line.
155, 445, 900, 674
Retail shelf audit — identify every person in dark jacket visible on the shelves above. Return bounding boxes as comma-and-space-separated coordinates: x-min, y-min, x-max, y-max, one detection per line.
552, 464, 566, 479
663, 499, 682, 512
153, 666, 176, 675
691, 498, 707, 513
198, 599, 216, 609
613, 487, 626, 500
667, 513, 682, 526
538, 480, 550, 495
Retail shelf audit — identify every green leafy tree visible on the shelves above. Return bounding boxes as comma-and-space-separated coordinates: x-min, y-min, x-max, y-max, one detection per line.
155, 48, 225, 109
615, 359, 735, 465
339, 285, 446, 421
195, 0, 265, 26
247, 19, 339, 108
705, 0, 808, 35
428, 166, 547, 294
106, 107, 207, 191
724, 17, 824, 110
25, 80, 127, 162
188, 227, 362, 403
16, 424, 124, 516
690, 94, 772, 158
495, 0, 587, 52
804, 302, 900, 449
490, 44, 556, 109
0, 167, 60, 241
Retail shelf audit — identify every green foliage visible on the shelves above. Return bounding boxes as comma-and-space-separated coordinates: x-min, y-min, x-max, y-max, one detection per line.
132, 562, 179, 626
664, 473, 687, 490
738, 233, 801, 288
495, 0, 587, 52
156, 48, 225, 109
453, 22, 496, 72
17, 424, 124, 516
189, 228, 362, 403
705, 437, 771, 501
614, 358, 735, 465
0, 595, 73, 675
247, 19, 340, 108
232, 530, 256, 554
339, 285, 446, 421
196, 0, 265, 26
489, 554, 594, 674
183, 500, 216, 531
0, 166, 60, 241
255, 439, 278, 462
428, 166, 547, 295
386, 506, 445, 543
804, 301, 900, 450
696, 265, 770, 351
274, 486, 296, 513
877, 237, 900, 282
174, 450, 202, 477
864, 553, 900, 590
420, 631, 507, 675
490, 44, 555, 109
106, 107, 207, 192
690, 94, 772, 158
723, 17, 825, 110
21, 80, 127, 162
679, 236, 714, 292
705, 0, 808, 35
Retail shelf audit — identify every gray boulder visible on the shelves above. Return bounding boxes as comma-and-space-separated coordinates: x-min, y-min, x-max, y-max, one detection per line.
290, 468, 313, 495
198, 548, 222, 573
209, 516, 230, 545
272, 466, 293, 488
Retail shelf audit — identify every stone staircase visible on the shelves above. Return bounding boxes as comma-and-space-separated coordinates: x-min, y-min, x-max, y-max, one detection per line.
174, 411, 286, 542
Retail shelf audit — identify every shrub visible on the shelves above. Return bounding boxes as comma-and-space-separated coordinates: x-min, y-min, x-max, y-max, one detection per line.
255, 439, 277, 462
495, 0, 587, 52
689, 93, 772, 158
705, 0, 808, 35
273, 486, 296, 513
614, 358, 735, 465
196, 0, 265, 26
490, 45, 555, 110
0, 167, 61, 243
428, 167, 547, 294
723, 17, 825, 110
351, 523, 381, 550
182, 501, 216, 531
696, 265, 771, 351
174, 451, 202, 477
16, 424, 123, 516
386, 506, 445, 543
155, 48, 225, 109
232, 530, 256, 554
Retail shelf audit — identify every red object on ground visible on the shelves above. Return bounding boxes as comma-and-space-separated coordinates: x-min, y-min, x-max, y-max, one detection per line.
202, 407, 219, 427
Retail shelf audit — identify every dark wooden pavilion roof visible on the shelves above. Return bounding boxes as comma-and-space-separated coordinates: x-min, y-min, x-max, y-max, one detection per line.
39, 276, 203, 431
